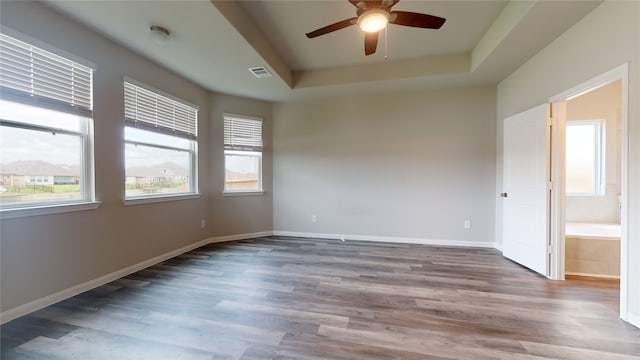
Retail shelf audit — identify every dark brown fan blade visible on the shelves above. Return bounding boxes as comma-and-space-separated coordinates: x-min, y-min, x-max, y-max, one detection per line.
364, 31, 378, 55
306, 18, 357, 38
389, 11, 446, 29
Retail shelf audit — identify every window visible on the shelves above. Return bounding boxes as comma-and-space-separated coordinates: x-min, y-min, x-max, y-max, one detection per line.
123, 80, 198, 200
0, 32, 94, 210
565, 119, 605, 195
224, 114, 263, 193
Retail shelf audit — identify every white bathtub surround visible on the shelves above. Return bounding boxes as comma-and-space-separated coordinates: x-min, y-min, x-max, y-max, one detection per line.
566, 222, 621, 240
565, 222, 621, 278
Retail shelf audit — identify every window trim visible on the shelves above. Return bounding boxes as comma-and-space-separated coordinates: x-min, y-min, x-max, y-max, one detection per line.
123, 193, 200, 206
0, 30, 96, 213
0, 201, 100, 220
123, 79, 199, 201
222, 191, 264, 197
565, 119, 606, 196
123, 132, 198, 201
223, 113, 264, 195
0, 115, 95, 207
223, 150, 263, 194
0, 117, 95, 210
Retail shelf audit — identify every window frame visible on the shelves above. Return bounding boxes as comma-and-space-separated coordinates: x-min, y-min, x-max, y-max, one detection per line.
223, 150, 263, 195
123, 79, 199, 203
0, 30, 97, 216
565, 119, 606, 196
223, 113, 264, 195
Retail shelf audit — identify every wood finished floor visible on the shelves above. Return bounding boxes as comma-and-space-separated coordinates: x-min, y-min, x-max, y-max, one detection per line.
2, 236, 639, 359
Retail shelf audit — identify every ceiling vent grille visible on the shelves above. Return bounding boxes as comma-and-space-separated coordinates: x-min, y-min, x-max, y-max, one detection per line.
248, 67, 272, 78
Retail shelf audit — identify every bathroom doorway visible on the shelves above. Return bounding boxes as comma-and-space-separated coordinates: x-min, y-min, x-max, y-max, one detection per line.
549, 64, 629, 321
564, 80, 622, 281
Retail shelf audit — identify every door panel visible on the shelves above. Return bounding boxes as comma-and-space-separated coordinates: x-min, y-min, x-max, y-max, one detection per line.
503, 104, 550, 276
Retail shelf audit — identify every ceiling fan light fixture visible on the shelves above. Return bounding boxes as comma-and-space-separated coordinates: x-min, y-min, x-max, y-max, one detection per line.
357, 8, 389, 33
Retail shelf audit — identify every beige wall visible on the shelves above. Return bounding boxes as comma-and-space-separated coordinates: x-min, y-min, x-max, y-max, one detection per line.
273, 86, 497, 245
566, 237, 620, 277
566, 80, 622, 223
0, 1, 271, 313
208, 94, 273, 236
496, 1, 640, 322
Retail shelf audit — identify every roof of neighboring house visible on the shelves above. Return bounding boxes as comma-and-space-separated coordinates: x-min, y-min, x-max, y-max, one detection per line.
0, 160, 80, 176
126, 162, 189, 177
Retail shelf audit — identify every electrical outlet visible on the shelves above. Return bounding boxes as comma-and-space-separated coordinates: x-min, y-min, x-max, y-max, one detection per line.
311, 215, 318, 223
201, 219, 206, 228
464, 220, 471, 229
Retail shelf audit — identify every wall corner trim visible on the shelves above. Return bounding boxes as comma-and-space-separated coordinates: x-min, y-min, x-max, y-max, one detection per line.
0, 231, 273, 325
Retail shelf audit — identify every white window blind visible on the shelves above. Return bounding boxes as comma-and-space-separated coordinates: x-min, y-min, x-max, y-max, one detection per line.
124, 81, 198, 140
224, 114, 263, 151
0, 33, 93, 117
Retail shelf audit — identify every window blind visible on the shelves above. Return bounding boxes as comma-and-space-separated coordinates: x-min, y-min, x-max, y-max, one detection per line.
0, 33, 93, 117
124, 81, 198, 140
224, 114, 263, 151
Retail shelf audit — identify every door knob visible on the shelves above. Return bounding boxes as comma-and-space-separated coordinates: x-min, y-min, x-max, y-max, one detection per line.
500, 192, 508, 198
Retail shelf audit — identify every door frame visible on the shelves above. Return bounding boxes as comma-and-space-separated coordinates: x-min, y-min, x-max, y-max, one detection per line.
548, 63, 629, 320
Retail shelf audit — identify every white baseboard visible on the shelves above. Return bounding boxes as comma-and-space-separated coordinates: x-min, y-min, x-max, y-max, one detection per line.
208, 231, 273, 243
0, 231, 271, 325
273, 231, 495, 248
626, 312, 640, 329
272, 231, 343, 240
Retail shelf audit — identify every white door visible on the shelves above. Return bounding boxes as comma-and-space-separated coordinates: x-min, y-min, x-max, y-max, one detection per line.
502, 104, 550, 276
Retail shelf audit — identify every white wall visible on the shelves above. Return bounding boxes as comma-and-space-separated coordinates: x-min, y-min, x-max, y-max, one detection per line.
496, 1, 640, 324
273, 86, 496, 246
566, 80, 622, 223
0, 1, 272, 315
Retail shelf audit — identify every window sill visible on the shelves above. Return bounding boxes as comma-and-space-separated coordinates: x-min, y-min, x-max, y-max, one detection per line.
0, 201, 101, 220
124, 193, 200, 206
223, 191, 264, 197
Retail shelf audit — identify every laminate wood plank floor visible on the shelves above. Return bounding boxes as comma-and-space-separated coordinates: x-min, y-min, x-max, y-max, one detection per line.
2, 236, 639, 359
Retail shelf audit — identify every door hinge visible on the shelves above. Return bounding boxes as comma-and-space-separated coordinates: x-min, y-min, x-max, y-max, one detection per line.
548, 181, 553, 191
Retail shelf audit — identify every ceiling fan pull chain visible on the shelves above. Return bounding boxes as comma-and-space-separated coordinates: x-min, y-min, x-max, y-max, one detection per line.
384, 26, 388, 60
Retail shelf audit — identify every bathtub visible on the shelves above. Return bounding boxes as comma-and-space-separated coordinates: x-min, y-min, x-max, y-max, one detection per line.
565, 222, 621, 278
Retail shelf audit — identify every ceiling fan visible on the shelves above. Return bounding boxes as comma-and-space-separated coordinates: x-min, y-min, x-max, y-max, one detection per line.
306, 0, 446, 56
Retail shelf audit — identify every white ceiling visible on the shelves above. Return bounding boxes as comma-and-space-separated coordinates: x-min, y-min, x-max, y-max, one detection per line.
43, 0, 601, 102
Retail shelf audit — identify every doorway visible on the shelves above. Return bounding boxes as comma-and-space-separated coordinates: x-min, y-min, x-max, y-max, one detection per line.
563, 80, 622, 281
549, 64, 629, 320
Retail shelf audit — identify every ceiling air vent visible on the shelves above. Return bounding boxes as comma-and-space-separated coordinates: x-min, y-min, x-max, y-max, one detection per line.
249, 67, 272, 78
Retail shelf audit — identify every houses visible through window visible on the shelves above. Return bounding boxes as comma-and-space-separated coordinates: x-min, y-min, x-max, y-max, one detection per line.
566, 119, 605, 195
223, 114, 263, 193
0, 32, 94, 210
123, 80, 198, 200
